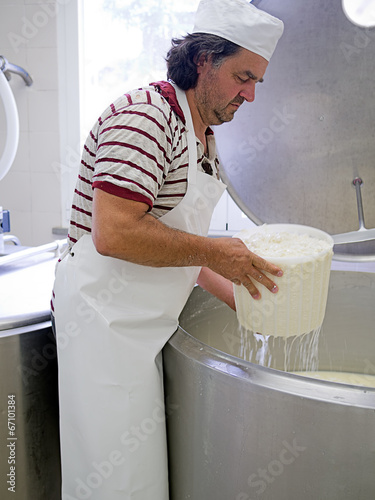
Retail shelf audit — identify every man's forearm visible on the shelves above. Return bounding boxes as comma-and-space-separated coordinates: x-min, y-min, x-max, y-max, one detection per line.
92, 190, 283, 299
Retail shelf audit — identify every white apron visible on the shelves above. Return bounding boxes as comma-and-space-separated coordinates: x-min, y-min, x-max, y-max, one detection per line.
53, 85, 226, 500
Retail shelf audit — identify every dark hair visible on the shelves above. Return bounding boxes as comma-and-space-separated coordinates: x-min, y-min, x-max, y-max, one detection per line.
166, 33, 241, 90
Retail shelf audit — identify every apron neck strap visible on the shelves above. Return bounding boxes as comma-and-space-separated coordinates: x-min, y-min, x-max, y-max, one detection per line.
170, 82, 198, 185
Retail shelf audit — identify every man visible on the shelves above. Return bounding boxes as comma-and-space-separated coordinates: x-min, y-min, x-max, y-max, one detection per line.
52, 0, 284, 498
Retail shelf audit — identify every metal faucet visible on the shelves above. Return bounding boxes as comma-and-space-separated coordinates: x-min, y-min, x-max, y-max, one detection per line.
0, 55, 33, 86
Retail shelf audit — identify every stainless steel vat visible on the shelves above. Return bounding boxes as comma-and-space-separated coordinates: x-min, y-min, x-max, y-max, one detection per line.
214, 0, 375, 258
163, 270, 375, 500
0, 253, 61, 499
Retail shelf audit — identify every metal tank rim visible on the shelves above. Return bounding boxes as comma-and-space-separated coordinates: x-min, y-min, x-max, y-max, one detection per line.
166, 322, 375, 411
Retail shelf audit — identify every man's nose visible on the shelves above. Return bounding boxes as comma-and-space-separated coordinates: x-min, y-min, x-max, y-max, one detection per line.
239, 82, 256, 102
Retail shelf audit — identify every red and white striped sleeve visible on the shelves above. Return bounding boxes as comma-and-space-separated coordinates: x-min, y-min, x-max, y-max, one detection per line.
92, 89, 176, 211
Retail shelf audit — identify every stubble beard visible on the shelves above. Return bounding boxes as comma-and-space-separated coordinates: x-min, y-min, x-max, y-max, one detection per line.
214, 105, 238, 124
195, 90, 242, 126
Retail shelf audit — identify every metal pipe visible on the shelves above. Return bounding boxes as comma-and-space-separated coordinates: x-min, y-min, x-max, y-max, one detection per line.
332, 177, 375, 245
3, 234, 21, 246
353, 177, 365, 230
0, 56, 33, 87
0, 239, 67, 267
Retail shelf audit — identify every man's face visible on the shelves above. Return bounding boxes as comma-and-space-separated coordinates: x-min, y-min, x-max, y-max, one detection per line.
193, 48, 269, 126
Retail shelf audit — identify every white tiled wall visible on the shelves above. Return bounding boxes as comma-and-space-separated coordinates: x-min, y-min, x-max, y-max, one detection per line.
0, 0, 63, 246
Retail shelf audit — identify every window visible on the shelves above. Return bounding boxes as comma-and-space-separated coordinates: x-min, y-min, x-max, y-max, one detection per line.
79, 0, 200, 133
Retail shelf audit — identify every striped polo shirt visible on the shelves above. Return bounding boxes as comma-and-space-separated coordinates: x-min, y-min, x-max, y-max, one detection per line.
68, 81, 220, 247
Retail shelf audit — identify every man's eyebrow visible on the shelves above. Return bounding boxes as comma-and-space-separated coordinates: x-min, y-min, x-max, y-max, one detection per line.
245, 70, 264, 83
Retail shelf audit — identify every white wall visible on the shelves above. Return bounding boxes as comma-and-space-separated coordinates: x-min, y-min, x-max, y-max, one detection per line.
0, 0, 79, 247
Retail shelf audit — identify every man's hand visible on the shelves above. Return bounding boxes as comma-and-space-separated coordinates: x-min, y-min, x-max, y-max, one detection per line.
204, 237, 283, 299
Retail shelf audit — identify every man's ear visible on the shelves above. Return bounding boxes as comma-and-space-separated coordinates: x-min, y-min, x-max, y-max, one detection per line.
195, 53, 212, 74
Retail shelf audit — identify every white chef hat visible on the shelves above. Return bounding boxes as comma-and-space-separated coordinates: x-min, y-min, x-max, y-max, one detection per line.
192, 0, 284, 61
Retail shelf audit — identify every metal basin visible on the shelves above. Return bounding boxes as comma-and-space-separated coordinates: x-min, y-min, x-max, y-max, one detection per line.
0, 253, 61, 500
163, 270, 375, 500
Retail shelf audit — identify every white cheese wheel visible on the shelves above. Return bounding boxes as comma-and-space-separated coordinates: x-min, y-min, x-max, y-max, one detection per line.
234, 224, 334, 337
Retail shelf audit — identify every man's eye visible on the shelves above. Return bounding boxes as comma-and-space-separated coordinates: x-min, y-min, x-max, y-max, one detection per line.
236, 75, 248, 83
